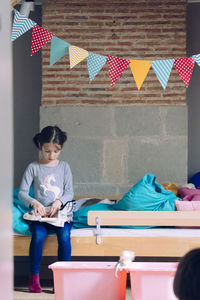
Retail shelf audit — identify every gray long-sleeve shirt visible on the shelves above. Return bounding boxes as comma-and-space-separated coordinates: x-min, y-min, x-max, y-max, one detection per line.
18, 161, 74, 208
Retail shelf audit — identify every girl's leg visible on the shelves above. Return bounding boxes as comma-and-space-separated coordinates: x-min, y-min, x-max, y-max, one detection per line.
54, 222, 73, 261
29, 222, 47, 293
29, 222, 47, 274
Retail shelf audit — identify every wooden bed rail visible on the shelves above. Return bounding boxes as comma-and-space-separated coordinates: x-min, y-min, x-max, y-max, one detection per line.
88, 210, 200, 227
14, 197, 200, 258
73, 195, 122, 201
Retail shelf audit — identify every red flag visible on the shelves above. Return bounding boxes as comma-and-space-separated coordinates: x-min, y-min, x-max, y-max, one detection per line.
173, 57, 195, 87
107, 56, 130, 86
31, 25, 54, 56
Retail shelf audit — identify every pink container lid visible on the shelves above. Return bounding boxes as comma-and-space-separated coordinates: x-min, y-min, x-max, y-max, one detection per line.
49, 261, 118, 270
127, 262, 178, 272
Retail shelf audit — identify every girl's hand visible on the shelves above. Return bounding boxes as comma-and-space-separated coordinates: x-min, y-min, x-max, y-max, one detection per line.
49, 199, 62, 217
31, 199, 46, 216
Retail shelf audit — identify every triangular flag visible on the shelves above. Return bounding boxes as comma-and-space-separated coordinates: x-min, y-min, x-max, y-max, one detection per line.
192, 54, 200, 67
152, 59, 174, 90
50, 36, 71, 66
11, 9, 36, 41
173, 57, 195, 87
87, 52, 107, 81
107, 56, 130, 86
69, 46, 89, 68
31, 25, 54, 56
129, 60, 152, 90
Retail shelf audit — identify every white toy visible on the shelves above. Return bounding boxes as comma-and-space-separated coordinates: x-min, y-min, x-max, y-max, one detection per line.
115, 250, 135, 277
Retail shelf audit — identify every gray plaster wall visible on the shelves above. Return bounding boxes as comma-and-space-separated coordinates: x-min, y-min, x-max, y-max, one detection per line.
40, 105, 188, 196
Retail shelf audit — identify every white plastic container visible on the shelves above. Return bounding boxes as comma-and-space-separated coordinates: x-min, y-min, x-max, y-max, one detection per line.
128, 262, 178, 300
49, 261, 127, 300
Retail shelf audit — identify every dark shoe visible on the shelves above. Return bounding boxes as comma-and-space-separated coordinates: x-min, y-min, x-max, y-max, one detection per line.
29, 274, 42, 293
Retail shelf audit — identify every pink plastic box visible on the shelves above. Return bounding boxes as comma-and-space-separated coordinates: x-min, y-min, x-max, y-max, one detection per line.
49, 261, 127, 300
128, 262, 178, 300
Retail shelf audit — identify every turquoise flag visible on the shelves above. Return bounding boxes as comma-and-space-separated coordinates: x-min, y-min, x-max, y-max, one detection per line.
11, 9, 36, 41
192, 54, 200, 67
152, 59, 174, 90
87, 52, 107, 81
50, 36, 71, 66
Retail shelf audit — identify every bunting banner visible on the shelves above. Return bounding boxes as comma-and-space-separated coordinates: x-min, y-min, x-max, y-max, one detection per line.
69, 46, 89, 69
11, 9, 200, 91
173, 57, 195, 87
11, 9, 36, 41
192, 54, 200, 67
129, 60, 152, 90
31, 25, 54, 56
107, 56, 130, 86
50, 36, 71, 66
87, 52, 107, 82
152, 59, 174, 90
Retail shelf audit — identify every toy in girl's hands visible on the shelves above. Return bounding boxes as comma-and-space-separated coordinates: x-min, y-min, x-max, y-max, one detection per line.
42, 214, 48, 218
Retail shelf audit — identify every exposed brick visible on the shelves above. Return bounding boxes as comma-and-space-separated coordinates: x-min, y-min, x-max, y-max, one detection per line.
42, 100, 56, 105
122, 100, 147, 105
56, 99, 80, 105
42, 0, 186, 106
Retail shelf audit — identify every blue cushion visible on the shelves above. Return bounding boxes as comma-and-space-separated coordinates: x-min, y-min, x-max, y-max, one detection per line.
113, 174, 180, 211
189, 172, 200, 188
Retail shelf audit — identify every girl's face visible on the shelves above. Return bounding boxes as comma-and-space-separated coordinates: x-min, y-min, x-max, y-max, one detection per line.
40, 142, 62, 165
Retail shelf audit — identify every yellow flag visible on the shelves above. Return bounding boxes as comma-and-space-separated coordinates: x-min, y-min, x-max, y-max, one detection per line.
129, 60, 152, 90
69, 46, 89, 69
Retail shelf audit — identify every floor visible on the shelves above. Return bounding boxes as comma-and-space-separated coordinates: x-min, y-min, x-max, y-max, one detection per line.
14, 287, 132, 299
14, 287, 54, 300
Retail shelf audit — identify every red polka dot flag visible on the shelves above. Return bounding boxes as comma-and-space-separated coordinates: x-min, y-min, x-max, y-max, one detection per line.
31, 25, 54, 56
173, 57, 195, 87
107, 56, 130, 86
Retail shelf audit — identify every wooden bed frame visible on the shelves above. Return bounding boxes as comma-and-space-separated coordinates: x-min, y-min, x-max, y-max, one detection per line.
13, 196, 200, 258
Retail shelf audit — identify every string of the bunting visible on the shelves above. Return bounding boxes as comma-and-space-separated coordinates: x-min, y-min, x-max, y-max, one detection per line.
11, 8, 199, 90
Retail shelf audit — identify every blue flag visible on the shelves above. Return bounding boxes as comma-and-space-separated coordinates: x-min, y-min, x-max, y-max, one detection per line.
50, 36, 71, 66
11, 9, 36, 41
192, 54, 200, 67
152, 59, 174, 90
87, 52, 107, 82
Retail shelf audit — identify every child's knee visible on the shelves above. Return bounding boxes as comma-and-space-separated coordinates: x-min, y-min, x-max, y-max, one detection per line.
32, 231, 46, 245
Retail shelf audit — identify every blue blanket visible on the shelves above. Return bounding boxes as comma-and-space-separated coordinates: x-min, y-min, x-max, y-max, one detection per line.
13, 174, 182, 234
73, 174, 181, 229
13, 188, 32, 235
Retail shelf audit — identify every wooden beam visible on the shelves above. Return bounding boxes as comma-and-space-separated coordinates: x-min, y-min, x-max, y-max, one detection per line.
73, 195, 122, 201
88, 210, 200, 227
14, 234, 200, 257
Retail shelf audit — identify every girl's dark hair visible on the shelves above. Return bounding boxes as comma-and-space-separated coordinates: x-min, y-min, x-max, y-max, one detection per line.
33, 126, 67, 149
173, 248, 200, 300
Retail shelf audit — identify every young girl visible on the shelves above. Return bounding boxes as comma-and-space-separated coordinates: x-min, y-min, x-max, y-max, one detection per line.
18, 125, 74, 293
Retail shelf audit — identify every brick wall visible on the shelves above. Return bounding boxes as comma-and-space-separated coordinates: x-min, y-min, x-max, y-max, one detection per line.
42, 0, 187, 106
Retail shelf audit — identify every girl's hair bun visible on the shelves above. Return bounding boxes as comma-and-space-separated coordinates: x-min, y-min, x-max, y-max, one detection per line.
33, 126, 67, 149
32, 133, 41, 149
